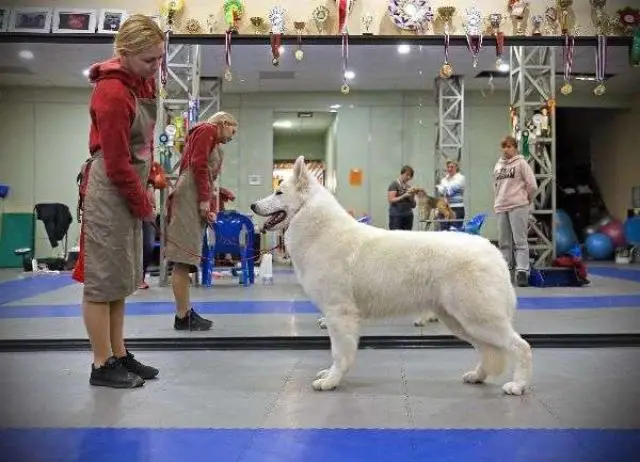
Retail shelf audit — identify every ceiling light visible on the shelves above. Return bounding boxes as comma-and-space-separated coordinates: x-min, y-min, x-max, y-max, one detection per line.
273, 120, 293, 128
397, 44, 411, 54
18, 50, 34, 60
344, 70, 355, 80
497, 62, 510, 72
330, 104, 341, 109
330, 109, 338, 113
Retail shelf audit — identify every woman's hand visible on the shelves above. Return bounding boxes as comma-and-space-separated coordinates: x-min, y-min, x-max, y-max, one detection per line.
199, 201, 210, 221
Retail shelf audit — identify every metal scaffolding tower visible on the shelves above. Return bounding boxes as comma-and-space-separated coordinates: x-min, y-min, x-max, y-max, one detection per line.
431, 76, 464, 230
156, 44, 221, 286
509, 46, 556, 267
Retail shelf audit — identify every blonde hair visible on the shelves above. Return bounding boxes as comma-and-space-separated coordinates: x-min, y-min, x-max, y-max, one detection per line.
208, 111, 238, 127
114, 14, 164, 57
446, 160, 459, 169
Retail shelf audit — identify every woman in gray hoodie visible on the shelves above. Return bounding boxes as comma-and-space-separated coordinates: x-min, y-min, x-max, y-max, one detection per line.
493, 136, 537, 287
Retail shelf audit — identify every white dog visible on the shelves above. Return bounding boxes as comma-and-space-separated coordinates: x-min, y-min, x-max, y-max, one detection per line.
251, 156, 532, 395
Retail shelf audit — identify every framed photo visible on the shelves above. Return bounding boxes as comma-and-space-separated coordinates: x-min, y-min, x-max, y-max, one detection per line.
0, 7, 11, 33
97, 9, 127, 34
52, 8, 97, 34
8, 7, 53, 33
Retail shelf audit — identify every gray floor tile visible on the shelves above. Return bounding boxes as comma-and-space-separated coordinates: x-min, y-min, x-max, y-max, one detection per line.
1, 349, 639, 430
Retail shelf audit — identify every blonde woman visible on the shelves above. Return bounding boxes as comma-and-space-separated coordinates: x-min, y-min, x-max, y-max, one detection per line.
493, 136, 537, 287
164, 112, 238, 331
73, 15, 164, 388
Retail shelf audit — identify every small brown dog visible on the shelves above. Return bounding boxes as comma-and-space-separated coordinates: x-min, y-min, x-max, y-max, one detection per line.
416, 191, 456, 222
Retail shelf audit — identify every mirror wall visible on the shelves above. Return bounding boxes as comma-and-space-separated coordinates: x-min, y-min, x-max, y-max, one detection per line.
0, 39, 638, 345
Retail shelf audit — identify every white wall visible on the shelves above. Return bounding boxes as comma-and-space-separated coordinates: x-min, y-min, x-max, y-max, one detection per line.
0, 86, 635, 258
590, 94, 640, 220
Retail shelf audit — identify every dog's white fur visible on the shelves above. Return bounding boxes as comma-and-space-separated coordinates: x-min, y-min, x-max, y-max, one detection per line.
251, 156, 533, 395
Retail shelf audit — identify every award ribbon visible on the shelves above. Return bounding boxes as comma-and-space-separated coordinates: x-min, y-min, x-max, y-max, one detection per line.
270, 33, 282, 66
224, 30, 233, 81
439, 32, 453, 78
495, 31, 505, 68
560, 34, 574, 95
466, 33, 483, 68
338, 0, 350, 93
594, 34, 607, 96
341, 32, 350, 94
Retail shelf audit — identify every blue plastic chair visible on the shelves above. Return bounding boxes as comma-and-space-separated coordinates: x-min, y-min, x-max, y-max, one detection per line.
452, 212, 487, 235
201, 210, 256, 287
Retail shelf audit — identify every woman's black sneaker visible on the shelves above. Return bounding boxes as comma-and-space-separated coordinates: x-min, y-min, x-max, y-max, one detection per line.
174, 307, 213, 331
90, 356, 144, 388
118, 350, 159, 380
516, 270, 529, 287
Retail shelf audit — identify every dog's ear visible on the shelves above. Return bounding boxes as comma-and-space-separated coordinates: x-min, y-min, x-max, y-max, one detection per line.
293, 156, 309, 191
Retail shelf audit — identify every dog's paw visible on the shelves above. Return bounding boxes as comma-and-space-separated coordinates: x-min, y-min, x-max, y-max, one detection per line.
315, 368, 330, 380
413, 316, 438, 327
502, 381, 527, 396
317, 317, 327, 329
312, 376, 339, 391
462, 370, 485, 384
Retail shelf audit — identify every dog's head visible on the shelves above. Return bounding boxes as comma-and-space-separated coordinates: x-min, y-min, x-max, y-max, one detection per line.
251, 156, 316, 232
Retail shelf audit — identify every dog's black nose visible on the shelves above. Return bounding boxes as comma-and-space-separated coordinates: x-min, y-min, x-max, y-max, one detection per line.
250, 203, 258, 213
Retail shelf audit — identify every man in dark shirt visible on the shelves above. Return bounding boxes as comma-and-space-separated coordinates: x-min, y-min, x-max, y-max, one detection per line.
387, 165, 417, 230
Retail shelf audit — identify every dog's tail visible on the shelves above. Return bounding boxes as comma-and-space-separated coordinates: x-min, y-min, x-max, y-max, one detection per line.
480, 344, 508, 377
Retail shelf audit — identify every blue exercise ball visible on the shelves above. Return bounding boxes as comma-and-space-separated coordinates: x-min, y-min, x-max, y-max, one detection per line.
585, 233, 615, 260
624, 216, 640, 245
555, 210, 577, 242
555, 226, 577, 255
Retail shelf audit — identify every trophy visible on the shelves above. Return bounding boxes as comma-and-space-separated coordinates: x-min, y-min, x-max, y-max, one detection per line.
488, 13, 504, 34
223, 0, 244, 34
543, 7, 558, 34
250, 16, 264, 34
617, 7, 640, 35
590, 0, 607, 34
361, 12, 373, 34
312, 5, 329, 33
463, 6, 483, 67
508, 0, 529, 35
206, 14, 216, 33
183, 18, 201, 34
293, 21, 306, 61
531, 14, 543, 35
436, 6, 456, 34
557, 0, 573, 35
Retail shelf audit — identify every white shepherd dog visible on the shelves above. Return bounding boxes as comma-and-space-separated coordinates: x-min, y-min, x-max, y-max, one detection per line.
251, 156, 532, 396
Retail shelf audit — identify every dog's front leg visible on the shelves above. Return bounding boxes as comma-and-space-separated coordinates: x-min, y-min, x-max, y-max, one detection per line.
313, 311, 360, 391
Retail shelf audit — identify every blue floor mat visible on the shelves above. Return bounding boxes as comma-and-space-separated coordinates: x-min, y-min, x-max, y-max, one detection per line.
0, 428, 637, 462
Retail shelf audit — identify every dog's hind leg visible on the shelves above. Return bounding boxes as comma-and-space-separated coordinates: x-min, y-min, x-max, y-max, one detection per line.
436, 312, 497, 385
312, 310, 360, 391
459, 320, 532, 396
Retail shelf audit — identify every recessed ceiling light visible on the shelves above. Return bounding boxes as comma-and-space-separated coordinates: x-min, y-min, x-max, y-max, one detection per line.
497, 62, 510, 72
273, 120, 293, 128
344, 70, 355, 80
18, 50, 34, 60
397, 44, 411, 54
330, 104, 341, 109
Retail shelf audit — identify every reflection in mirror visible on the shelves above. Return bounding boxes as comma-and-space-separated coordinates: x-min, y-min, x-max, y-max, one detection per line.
0, 40, 639, 346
